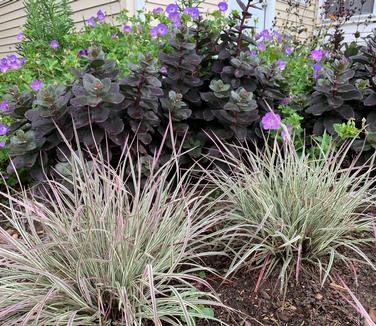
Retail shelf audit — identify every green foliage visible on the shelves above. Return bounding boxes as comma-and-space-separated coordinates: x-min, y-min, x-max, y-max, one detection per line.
2, 3, 376, 185
209, 141, 375, 291
334, 119, 361, 139
0, 142, 226, 325
0, 10, 171, 97
20, 0, 73, 52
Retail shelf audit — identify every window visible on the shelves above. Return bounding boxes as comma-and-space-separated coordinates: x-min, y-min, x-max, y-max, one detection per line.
326, 0, 375, 16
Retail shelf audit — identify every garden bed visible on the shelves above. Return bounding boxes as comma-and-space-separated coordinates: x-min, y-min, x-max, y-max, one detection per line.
201, 244, 376, 325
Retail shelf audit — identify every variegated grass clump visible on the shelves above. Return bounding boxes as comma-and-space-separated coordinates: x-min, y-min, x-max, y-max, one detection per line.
210, 141, 376, 290
0, 146, 226, 325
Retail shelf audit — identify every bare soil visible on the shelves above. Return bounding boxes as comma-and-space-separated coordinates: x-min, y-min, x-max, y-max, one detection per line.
199, 245, 376, 326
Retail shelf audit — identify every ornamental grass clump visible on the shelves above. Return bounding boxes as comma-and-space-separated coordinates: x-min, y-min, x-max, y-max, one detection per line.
0, 144, 225, 325
210, 141, 376, 290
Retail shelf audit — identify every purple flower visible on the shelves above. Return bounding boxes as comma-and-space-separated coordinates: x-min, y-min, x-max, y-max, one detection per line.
0, 124, 8, 136
0, 59, 9, 73
281, 124, 293, 142
111, 33, 118, 39
168, 12, 181, 27
30, 80, 43, 91
86, 16, 97, 27
0, 100, 9, 111
261, 29, 272, 41
279, 97, 291, 105
218, 2, 228, 12
150, 27, 159, 38
6, 55, 22, 70
0, 141, 6, 148
166, 3, 178, 14
153, 7, 164, 14
261, 112, 281, 130
285, 46, 292, 55
272, 31, 282, 41
276, 59, 286, 71
313, 63, 322, 80
50, 40, 59, 49
96, 10, 105, 22
16, 32, 24, 41
19, 57, 26, 65
250, 50, 257, 57
78, 49, 89, 57
122, 25, 132, 33
8, 55, 17, 63
184, 7, 199, 19
257, 42, 266, 52
157, 23, 169, 36
311, 49, 324, 62
160, 66, 168, 74
9, 60, 21, 70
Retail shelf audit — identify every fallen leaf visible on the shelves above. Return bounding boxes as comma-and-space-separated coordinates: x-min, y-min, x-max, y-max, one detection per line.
369, 308, 376, 322
315, 293, 323, 300
329, 282, 347, 292
363, 308, 376, 326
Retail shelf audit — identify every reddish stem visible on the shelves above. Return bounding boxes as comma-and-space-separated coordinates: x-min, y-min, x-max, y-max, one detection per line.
236, 0, 253, 56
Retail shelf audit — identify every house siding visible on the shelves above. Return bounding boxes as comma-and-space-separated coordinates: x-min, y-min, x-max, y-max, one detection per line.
317, 0, 376, 43
0, 0, 219, 56
274, 0, 318, 38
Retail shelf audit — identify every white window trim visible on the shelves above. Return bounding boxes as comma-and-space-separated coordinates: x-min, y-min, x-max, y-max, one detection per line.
317, 0, 376, 24
228, 0, 276, 30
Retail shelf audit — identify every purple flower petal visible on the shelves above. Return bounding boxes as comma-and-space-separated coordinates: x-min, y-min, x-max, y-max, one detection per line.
0, 140, 6, 148
311, 49, 324, 62
275, 59, 286, 71
150, 27, 159, 38
8, 55, 17, 63
272, 31, 282, 41
218, 2, 228, 12
285, 46, 293, 55
160, 66, 168, 74
257, 42, 266, 52
96, 10, 105, 22
168, 12, 181, 27
78, 49, 89, 57
0, 100, 9, 111
313, 63, 322, 80
30, 80, 43, 91
16, 32, 24, 41
50, 40, 59, 49
0, 124, 9, 136
86, 17, 97, 27
122, 25, 132, 33
153, 7, 164, 14
260, 29, 272, 41
157, 23, 169, 36
184, 7, 199, 19
279, 97, 291, 105
261, 112, 281, 130
166, 3, 178, 14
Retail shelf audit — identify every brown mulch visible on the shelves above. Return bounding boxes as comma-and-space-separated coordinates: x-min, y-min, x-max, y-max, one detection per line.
199, 245, 376, 326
